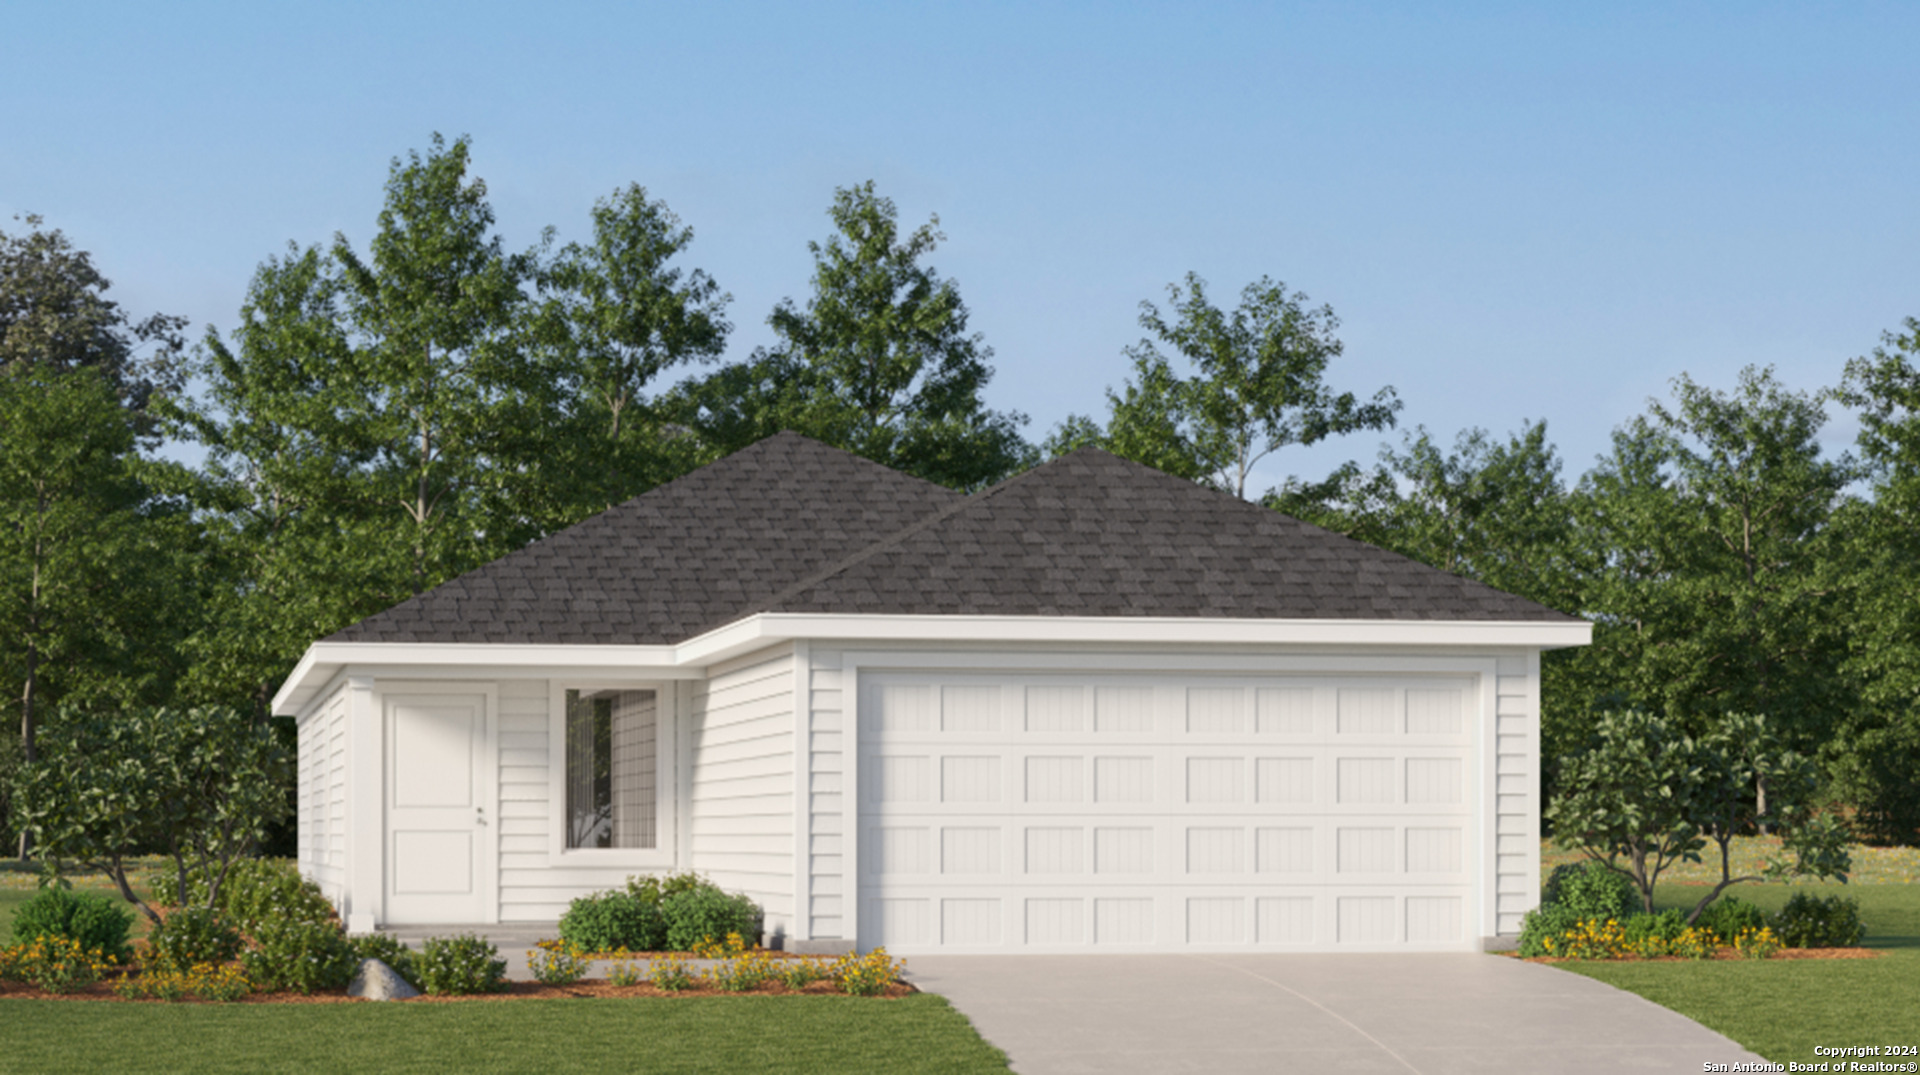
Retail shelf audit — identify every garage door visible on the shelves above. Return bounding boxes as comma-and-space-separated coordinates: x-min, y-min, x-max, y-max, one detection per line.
855, 672, 1480, 953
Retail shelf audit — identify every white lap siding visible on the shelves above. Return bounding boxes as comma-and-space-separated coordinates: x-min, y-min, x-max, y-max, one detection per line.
806, 649, 848, 941
1494, 652, 1541, 936
297, 683, 349, 910
688, 645, 796, 941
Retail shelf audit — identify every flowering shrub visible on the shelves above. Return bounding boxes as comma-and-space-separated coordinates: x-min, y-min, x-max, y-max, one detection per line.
1669, 926, 1716, 960
528, 940, 591, 985
607, 956, 646, 987
833, 948, 904, 996
4, 936, 116, 993
415, 934, 506, 995
647, 953, 697, 992
348, 934, 420, 987
9, 887, 135, 964
1620, 909, 1687, 958
188, 859, 337, 934
1542, 919, 1630, 960
116, 962, 251, 1002
241, 917, 357, 994
1732, 926, 1783, 960
146, 907, 243, 973
1771, 893, 1865, 948
778, 956, 835, 989
664, 888, 762, 952
706, 947, 779, 993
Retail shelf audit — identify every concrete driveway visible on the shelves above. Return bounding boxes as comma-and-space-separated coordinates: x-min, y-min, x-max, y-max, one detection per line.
905, 953, 1771, 1075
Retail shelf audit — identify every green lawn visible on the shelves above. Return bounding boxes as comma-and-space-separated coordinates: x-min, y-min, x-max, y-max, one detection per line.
1551, 861, 1920, 1065
0, 995, 1011, 1074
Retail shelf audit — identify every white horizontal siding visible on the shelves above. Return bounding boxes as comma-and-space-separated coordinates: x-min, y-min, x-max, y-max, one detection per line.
808, 648, 846, 940
689, 645, 796, 939
1494, 653, 1539, 935
297, 683, 349, 913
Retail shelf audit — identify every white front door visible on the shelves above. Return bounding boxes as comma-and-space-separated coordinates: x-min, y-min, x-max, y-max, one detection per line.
385, 692, 494, 924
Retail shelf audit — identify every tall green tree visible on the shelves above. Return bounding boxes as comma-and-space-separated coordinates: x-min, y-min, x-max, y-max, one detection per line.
1049, 274, 1399, 499
675, 182, 1031, 490
1831, 319, 1920, 842
1565, 366, 1854, 755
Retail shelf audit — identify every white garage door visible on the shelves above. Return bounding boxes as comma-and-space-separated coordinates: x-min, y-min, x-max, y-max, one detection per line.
856, 673, 1480, 953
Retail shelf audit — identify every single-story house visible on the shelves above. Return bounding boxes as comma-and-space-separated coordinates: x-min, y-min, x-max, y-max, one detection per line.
274, 432, 1589, 954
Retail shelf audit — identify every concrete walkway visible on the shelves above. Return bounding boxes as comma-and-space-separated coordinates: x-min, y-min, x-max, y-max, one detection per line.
905, 953, 1772, 1075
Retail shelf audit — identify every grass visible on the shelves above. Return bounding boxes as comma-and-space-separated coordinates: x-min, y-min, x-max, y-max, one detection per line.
1543, 840, 1920, 1065
0, 995, 1012, 1074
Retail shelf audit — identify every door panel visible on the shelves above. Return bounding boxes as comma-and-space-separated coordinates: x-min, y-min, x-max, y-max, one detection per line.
386, 694, 491, 924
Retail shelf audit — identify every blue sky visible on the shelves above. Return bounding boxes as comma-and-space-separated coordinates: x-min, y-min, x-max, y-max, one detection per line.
6, 2, 1915, 491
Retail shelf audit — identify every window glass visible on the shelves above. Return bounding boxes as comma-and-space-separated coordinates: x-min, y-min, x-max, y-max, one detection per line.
565, 688, 658, 849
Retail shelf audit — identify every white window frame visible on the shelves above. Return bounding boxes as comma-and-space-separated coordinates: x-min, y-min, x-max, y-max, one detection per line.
547, 680, 678, 867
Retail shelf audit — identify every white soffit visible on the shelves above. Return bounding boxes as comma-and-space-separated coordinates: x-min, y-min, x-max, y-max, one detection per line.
272, 614, 1591, 716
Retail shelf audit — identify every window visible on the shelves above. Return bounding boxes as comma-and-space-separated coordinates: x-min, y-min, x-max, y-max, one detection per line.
564, 688, 658, 850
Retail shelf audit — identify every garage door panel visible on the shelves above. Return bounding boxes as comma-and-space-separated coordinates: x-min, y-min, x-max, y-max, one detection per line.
858, 671, 1480, 954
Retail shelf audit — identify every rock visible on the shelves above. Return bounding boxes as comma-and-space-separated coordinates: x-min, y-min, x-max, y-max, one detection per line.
348, 958, 420, 1001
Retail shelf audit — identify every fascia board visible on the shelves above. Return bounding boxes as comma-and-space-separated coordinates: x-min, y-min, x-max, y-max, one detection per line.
270, 642, 683, 716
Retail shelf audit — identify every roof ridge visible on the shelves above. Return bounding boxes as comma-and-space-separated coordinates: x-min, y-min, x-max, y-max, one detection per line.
731, 451, 1073, 620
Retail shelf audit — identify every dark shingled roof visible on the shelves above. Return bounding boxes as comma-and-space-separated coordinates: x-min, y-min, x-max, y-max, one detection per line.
328, 433, 1576, 645
762, 446, 1574, 622
325, 432, 963, 644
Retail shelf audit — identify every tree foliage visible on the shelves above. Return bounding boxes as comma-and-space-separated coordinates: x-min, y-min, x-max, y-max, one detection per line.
674, 182, 1031, 490
1050, 274, 1399, 499
11, 705, 293, 922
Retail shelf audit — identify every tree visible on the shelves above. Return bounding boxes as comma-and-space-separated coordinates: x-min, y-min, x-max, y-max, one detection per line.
1051, 274, 1399, 499
1830, 319, 1920, 842
674, 182, 1032, 490
11, 705, 293, 922
1565, 367, 1854, 752
1548, 709, 1849, 920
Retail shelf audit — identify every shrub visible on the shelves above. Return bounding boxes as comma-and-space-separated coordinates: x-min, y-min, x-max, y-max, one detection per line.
663, 887, 762, 951
833, 948, 904, 996
348, 933, 419, 986
1695, 896, 1766, 945
607, 957, 645, 987
559, 891, 665, 953
415, 934, 506, 996
1733, 925, 1782, 960
118, 962, 251, 1002
188, 859, 337, 933
8, 936, 115, 993
1541, 862, 1638, 923
1771, 893, 1865, 948
145, 907, 243, 973
647, 952, 697, 992
627, 872, 712, 911
705, 945, 778, 993
241, 917, 357, 994
8, 886, 134, 964
1516, 904, 1580, 958
1621, 909, 1687, 957
528, 941, 590, 985
778, 956, 834, 990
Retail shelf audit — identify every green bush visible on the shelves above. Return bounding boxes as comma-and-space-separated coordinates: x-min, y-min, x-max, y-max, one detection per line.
8, 886, 135, 964
188, 859, 336, 933
415, 934, 506, 996
1695, 895, 1766, 945
663, 886, 763, 952
1621, 909, 1687, 947
1516, 903, 1581, 958
559, 891, 665, 952
347, 933, 419, 986
1541, 862, 1637, 922
1770, 893, 1865, 948
627, 871, 711, 911
146, 906, 243, 972
240, 917, 357, 994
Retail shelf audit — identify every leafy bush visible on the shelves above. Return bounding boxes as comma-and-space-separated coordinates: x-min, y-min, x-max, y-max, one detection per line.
833, 948, 905, 996
627, 872, 712, 912
241, 917, 357, 994
348, 933, 419, 986
145, 906, 243, 972
1541, 862, 1637, 923
663, 887, 762, 951
528, 941, 590, 985
1770, 893, 1865, 948
188, 859, 337, 934
559, 891, 665, 953
1695, 896, 1766, 945
8, 886, 134, 964
1621, 909, 1687, 957
415, 934, 506, 996
1516, 904, 1580, 958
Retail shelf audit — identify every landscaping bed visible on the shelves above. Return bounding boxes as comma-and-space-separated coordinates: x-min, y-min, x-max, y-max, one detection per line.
0, 975, 917, 1003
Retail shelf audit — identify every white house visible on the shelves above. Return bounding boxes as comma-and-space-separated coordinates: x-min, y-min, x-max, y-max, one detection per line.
274, 432, 1589, 954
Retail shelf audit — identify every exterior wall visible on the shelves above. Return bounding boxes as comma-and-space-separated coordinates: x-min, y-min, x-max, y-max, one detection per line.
804, 648, 848, 942
295, 680, 350, 911
1493, 652, 1542, 936
687, 645, 797, 940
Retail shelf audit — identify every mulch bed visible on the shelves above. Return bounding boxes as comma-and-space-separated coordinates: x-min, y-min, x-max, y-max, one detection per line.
1520, 946, 1881, 964
0, 978, 916, 1004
